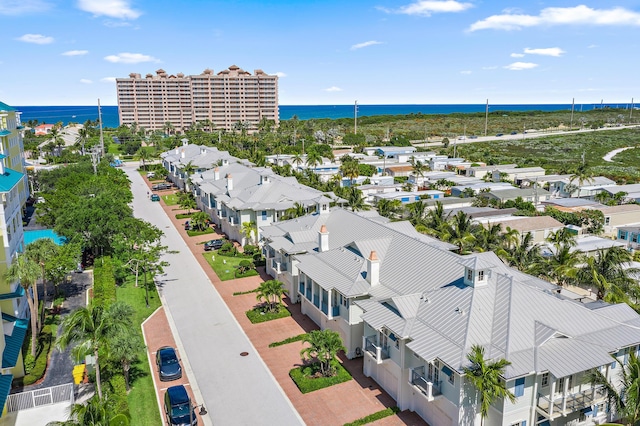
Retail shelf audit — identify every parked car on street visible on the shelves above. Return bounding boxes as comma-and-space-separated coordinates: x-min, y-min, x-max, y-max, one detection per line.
156, 346, 182, 382
152, 183, 173, 191
204, 239, 225, 251
151, 194, 160, 202
496, 133, 504, 137
184, 221, 191, 231
164, 385, 197, 426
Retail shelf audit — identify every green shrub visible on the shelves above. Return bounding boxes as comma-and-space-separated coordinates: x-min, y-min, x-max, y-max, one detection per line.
23, 354, 35, 373
108, 374, 131, 419
269, 333, 308, 348
343, 407, 401, 426
289, 361, 352, 393
233, 288, 259, 296
246, 305, 291, 324
93, 256, 117, 307
109, 413, 130, 426
243, 244, 258, 256
175, 213, 194, 219
186, 228, 214, 237
219, 242, 237, 256
20, 325, 54, 386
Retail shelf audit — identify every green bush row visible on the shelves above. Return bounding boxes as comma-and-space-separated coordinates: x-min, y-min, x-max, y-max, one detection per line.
268, 333, 308, 348
93, 256, 117, 307
109, 374, 131, 420
175, 213, 193, 219
343, 407, 400, 426
289, 361, 352, 394
246, 305, 291, 324
21, 325, 54, 386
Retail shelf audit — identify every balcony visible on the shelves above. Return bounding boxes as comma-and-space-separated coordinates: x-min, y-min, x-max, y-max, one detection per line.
537, 386, 606, 419
364, 335, 389, 364
410, 366, 441, 401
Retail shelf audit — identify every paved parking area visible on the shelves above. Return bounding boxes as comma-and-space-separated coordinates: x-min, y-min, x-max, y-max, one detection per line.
142, 172, 426, 426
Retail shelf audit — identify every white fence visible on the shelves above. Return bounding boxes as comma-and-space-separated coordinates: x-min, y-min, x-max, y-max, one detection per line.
6, 383, 74, 412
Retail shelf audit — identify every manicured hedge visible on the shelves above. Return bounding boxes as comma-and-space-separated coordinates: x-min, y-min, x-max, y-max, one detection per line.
289, 361, 352, 393
343, 407, 400, 426
20, 324, 54, 386
109, 374, 131, 419
269, 333, 307, 348
93, 256, 117, 307
246, 305, 291, 324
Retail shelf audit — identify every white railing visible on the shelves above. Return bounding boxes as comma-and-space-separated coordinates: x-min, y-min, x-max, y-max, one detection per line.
6, 383, 75, 412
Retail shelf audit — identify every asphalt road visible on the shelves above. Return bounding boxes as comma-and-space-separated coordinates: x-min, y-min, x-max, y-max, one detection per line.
124, 165, 304, 426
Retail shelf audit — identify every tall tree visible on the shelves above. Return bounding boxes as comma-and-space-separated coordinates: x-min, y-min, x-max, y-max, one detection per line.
57, 301, 134, 399
300, 329, 346, 377
241, 221, 257, 245
376, 199, 402, 220
576, 247, 638, 301
255, 279, 285, 313
588, 351, 640, 426
463, 345, 516, 426
25, 238, 58, 311
346, 187, 369, 212
441, 211, 477, 254
5, 254, 41, 357
109, 331, 145, 391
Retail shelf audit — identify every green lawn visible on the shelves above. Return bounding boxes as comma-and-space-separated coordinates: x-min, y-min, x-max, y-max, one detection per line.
116, 274, 162, 426
246, 305, 291, 324
161, 193, 179, 205
202, 252, 259, 281
289, 361, 352, 393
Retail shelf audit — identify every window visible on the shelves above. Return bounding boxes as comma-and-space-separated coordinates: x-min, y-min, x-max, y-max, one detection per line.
511, 422, 526, 426
478, 270, 485, 281
448, 372, 454, 385
467, 269, 473, 281
514, 378, 525, 397
541, 372, 549, 387
611, 360, 617, 369
605, 216, 611, 226
261, 210, 267, 220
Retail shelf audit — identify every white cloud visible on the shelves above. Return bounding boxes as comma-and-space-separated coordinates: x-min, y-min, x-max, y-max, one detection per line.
62, 50, 89, 56
482, 66, 498, 70
324, 86, 342, 92
524, 47, 565, 57
351, 40, 383, 50
101, 77, 117, 83
504, 62, 538, 71
383, 0, 473, 16
17, 34, 54, 44
77, 0, 141, 19
469, 5, 640, 31
0, 0, 52, 15
275, 72, 287, 78
510, 53, 525, 58
104, 52, 159, 63
588, 44, 598, 49
460, 70, 472, 75
80, 79, 93, 84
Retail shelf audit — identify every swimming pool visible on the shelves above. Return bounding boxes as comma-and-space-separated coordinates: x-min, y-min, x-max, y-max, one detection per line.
23, 229, 66, 246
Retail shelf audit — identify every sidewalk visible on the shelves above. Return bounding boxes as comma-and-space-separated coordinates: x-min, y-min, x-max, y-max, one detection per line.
143, 171, 426, 425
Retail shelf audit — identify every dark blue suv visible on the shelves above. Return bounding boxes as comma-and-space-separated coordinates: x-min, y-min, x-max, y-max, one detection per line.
156, 346, 182, 382
164, 385, 197, 426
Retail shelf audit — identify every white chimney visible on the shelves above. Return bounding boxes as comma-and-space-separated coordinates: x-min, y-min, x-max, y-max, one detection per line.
366, 251, 380, 286
226, 173, 233, 192
214, 167, 220, 180
261, 174, 270, 184
318, 225, 329, 252
181, 148, 185, 159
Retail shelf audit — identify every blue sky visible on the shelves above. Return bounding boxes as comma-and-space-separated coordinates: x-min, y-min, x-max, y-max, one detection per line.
1, 0, 639, 106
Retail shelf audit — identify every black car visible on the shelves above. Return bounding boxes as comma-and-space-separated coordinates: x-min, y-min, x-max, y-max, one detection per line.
156, 346, 182, 382
204, 239, 225, 251
496, 133, 504, 137
164, 385, 197, 426
184, 221, 191, 231
152, 183, 173, 191
510, 131, 518, 135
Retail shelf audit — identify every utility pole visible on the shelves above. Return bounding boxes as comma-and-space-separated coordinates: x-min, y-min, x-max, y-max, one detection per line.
631, 98, 634, 122
354, 100, 358, 135
570, 98, 575, 130
98, 98, 104, 156
484, 99, 489, 136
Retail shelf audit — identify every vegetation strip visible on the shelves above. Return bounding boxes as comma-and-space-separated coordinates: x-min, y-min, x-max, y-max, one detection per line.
232, 288, 259, 296
268, 333, 308, 348
289, 361, 352, 394
343, 407, 401, 426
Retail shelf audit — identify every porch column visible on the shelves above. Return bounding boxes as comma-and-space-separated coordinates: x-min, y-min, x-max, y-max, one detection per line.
327, 289, 333, 319
561, 377, 569, 413
549, 379, 556, 417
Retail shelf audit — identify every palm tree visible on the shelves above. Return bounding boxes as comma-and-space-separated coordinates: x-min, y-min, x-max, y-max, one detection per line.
284, 202, 307, 219
474, 223, 504, 253
576, 247, 638, 301
346, 187, 369, 212
300, 329, 346, 377
241, 221, 257, 245
588, 351, 640, 426
75, 127, 90, 155
409, 156, 429, 184
503, 231, 544, 276
109, 331, 145, 391
406, 200, 427, 226
181, 161, 196, 191
543, 243, 580, 287
376, 199, 402, 219
57, 301, 134, 399
25, 238, 58, 317
190, 211, 210, 231
424, 201, 448, 234
305, 151, 322, 170
5, 254, 41, 357
256, 279, 285, 313
291, 154, 304, 170
136, 147, 151, 171
340, 160, 360, 186
441, 211, 477, 254
463, 345, 516, 426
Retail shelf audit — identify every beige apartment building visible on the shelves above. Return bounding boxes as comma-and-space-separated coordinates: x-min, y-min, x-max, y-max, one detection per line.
116, 65, 278, 133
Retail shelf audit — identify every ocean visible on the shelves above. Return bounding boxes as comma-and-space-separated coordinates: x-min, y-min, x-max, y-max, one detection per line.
14, 103, 635, 129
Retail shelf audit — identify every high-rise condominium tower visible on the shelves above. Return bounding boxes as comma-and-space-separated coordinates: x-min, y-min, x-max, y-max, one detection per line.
116, 65, 278, 133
